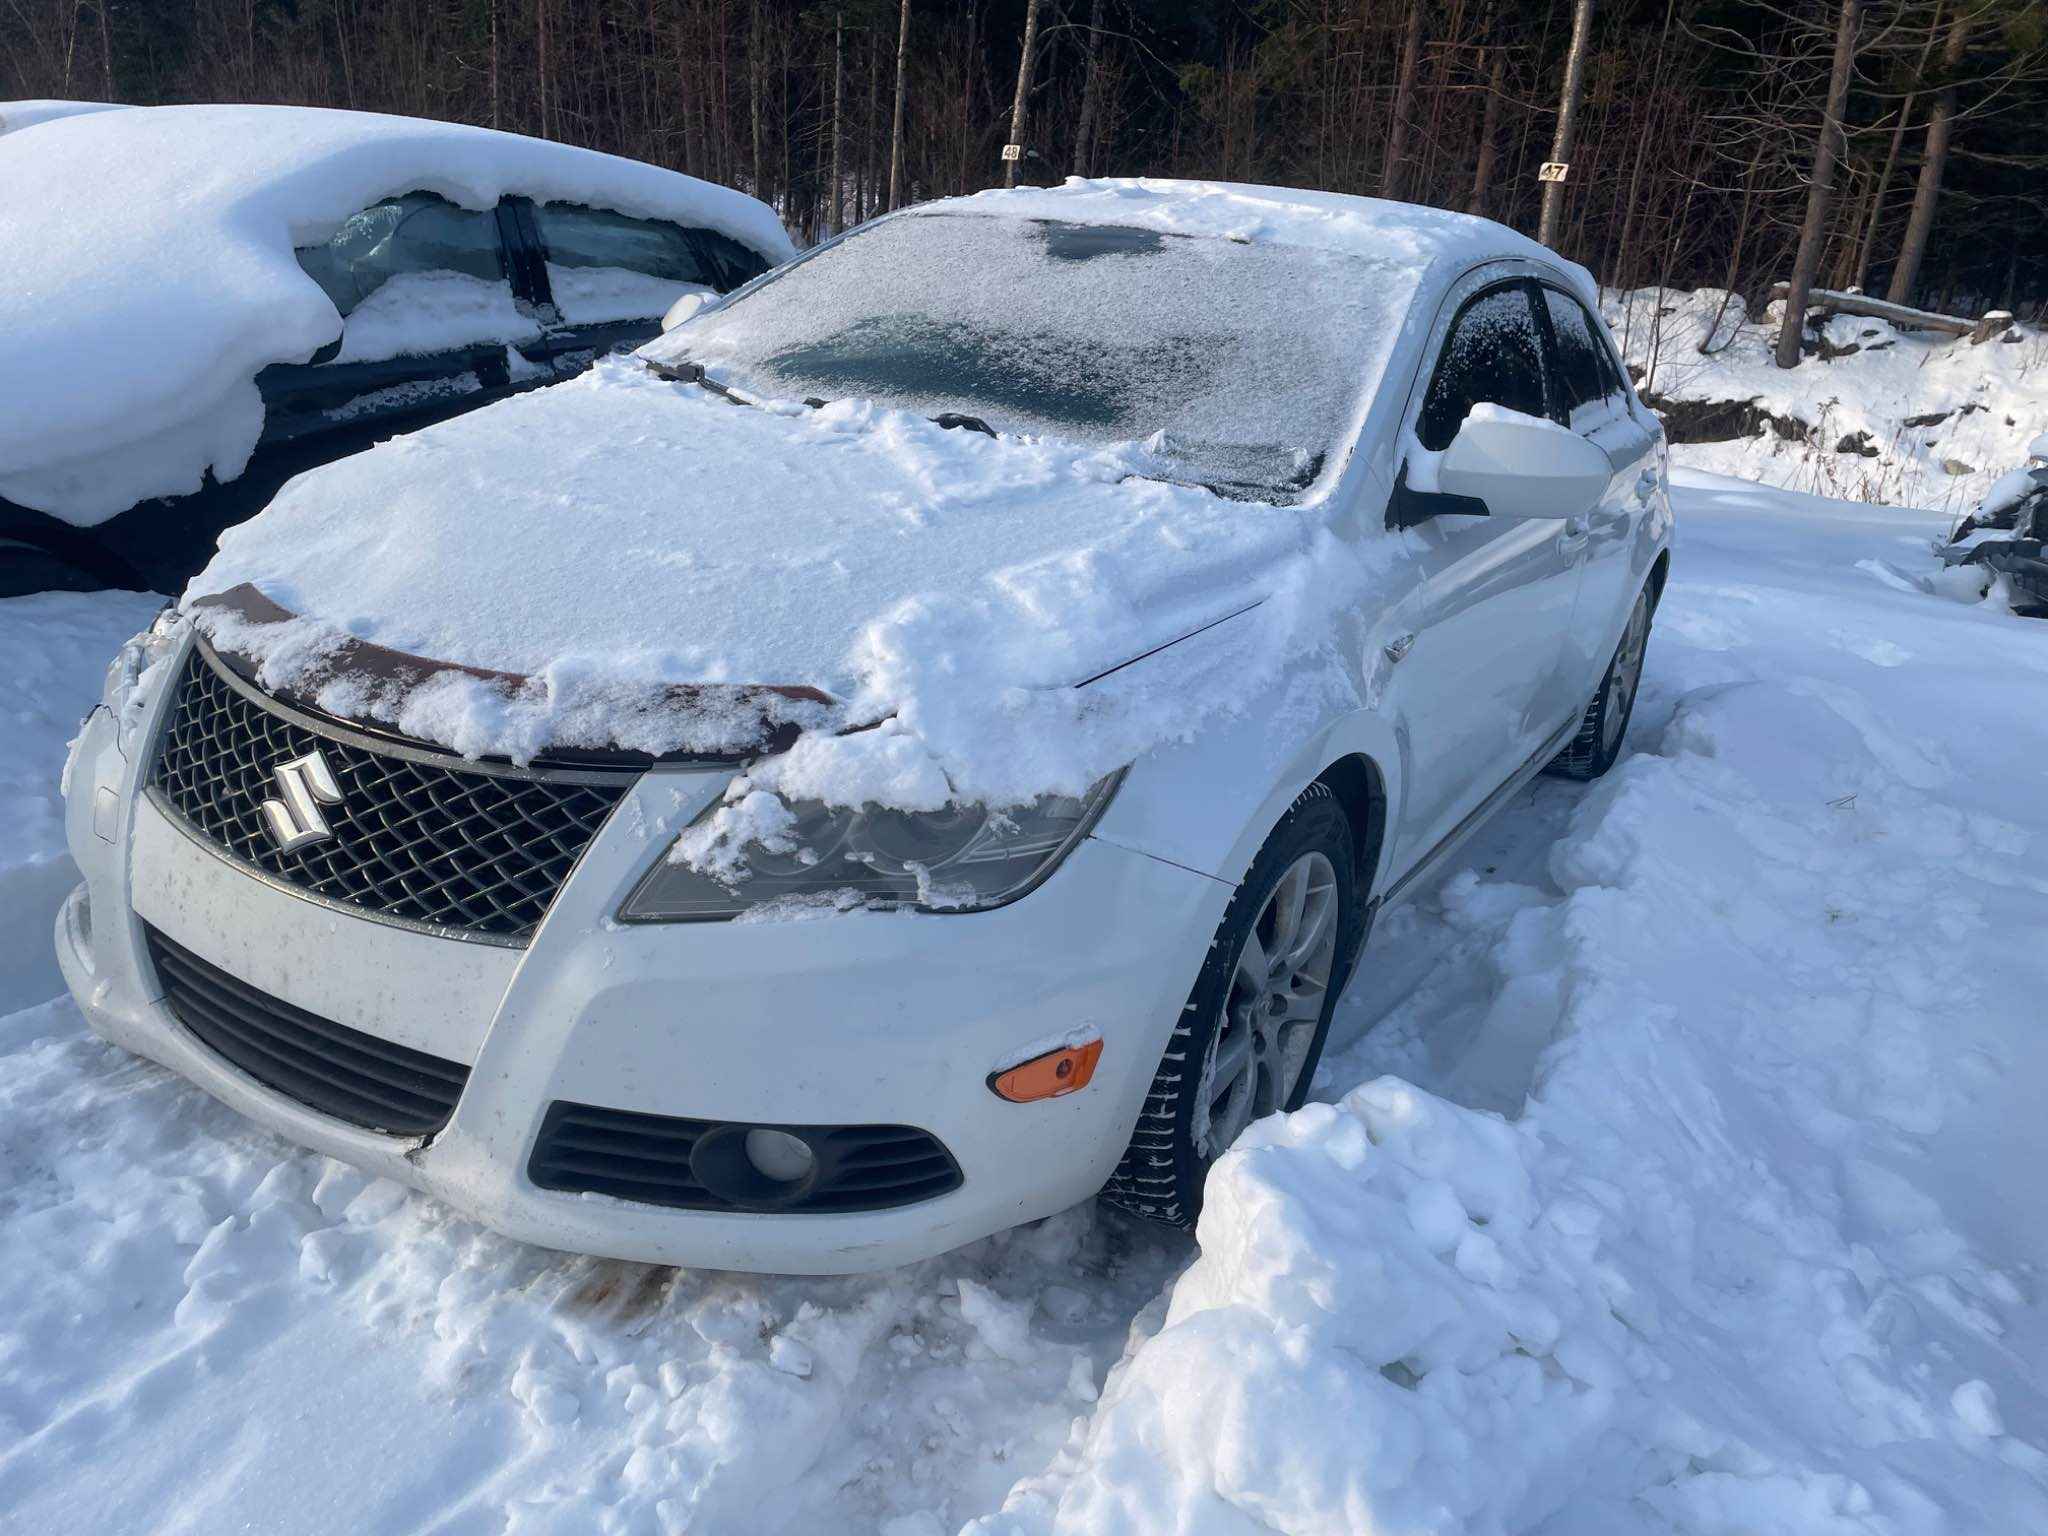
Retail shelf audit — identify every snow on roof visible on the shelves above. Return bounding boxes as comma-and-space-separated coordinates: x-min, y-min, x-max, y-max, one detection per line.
0, 104, 795, 523
0, 99, 123, 134
920, 176, 1590, 295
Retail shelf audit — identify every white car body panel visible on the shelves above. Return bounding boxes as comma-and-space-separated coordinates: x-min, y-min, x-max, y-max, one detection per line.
60, 213, 1673, 1275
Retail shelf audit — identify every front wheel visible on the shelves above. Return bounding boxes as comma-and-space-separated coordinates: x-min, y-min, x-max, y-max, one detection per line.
1547, 585, 1653, 781
1100, 782, 1359, 1229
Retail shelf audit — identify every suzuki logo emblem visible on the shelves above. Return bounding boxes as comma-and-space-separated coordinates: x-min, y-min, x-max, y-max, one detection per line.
260, 750, 343, 853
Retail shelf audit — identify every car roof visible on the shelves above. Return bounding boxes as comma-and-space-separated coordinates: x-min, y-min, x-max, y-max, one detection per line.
906, 177, 1587, 297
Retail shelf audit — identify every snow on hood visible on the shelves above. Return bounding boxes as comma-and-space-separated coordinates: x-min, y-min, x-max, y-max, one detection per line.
0, 105, 794, 524
189, 356, 1383, 803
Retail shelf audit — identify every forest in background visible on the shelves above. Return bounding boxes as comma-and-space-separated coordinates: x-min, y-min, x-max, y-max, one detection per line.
6, 0, 2047, 321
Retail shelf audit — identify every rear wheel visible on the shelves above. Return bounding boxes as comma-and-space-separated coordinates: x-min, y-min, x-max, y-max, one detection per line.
1547, 585, 1653, 781
1100, 783, 1358, 1229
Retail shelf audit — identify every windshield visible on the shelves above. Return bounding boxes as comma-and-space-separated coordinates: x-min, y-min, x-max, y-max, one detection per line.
647, 211, 1411, 501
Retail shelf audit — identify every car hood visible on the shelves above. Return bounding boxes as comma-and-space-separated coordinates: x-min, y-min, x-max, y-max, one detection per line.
187, 357, 1310, 761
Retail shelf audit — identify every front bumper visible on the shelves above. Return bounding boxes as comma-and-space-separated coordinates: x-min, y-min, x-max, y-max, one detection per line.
59, 679, 1228, 1275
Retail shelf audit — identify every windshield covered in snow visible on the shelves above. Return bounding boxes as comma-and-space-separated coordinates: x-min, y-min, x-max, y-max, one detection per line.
655, 211, 1405, 500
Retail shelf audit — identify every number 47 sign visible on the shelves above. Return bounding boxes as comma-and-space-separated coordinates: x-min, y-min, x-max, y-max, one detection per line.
1538, 161, 1570, 183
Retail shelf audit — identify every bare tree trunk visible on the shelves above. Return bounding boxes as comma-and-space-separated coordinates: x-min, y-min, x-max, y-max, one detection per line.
887, 0, 910, 208
749, 0, 764, 199
1613, 0, 1678, 286
1885, 8, 1970, 306
332, 0, 356, 108
488, 0, 501, 129
1538, 0, 1594, 248
536, 0, 551, 139
830, 11, 844, 233
1775, 0, 1859, 368
1005, 0, 1044, 188
957, 1, 980, 194
1467, 38, 1506, 215
98, 0, 115, 96
1072, 0, 1106, 178
1382, 0, 1425, 201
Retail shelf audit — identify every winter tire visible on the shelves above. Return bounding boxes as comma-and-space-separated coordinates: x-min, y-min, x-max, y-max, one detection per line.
1100, 781, 1359, 1229
1547, 584, 1653, 781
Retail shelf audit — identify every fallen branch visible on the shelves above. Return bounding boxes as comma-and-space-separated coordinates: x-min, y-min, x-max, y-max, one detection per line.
1767, 283, 2013, 343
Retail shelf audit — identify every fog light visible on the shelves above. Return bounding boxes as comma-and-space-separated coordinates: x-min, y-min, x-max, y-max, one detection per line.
744, 1128, 817, 1183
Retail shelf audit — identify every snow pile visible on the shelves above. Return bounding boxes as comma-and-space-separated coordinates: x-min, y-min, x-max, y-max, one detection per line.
976, 471, 2048, 1535
1606, 287, 2046, 514
0, 105, 793, 523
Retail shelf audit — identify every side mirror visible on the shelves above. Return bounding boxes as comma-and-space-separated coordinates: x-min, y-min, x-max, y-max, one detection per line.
1437, 406, 1610, 521
661, 288, 722, 332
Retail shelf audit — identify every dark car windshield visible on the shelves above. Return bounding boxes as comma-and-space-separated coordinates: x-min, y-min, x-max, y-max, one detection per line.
647, 211, 1410, 501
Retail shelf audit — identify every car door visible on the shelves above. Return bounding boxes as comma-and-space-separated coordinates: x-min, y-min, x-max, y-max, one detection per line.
512, 199, 773, 376
1533, 283, 1661, 698
255, 191, 540, 448
1377, 273, 1589, 876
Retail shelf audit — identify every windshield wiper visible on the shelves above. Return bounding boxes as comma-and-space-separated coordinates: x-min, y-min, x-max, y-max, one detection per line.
649, 359, 1004, 440
644, 356, 753, 408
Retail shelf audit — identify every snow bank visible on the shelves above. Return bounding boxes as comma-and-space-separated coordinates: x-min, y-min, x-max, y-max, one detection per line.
1606, 287, 2046, 515
976, 471, 2048, 1535
0, 105, 794, 523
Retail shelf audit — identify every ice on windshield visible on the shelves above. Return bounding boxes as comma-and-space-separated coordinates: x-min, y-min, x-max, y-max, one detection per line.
656, 211, 1414, 498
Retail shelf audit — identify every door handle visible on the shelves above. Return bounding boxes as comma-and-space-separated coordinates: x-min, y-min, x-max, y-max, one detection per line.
1383, 633, 1415, 665
1635, 469, 1659, 500
1562, 514, 1592, 543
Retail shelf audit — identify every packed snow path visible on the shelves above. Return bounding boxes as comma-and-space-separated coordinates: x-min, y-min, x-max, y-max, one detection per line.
2, 471, 2044, 1534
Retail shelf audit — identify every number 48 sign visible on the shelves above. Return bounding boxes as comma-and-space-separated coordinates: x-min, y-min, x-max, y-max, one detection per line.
1538, 161, 1571, 183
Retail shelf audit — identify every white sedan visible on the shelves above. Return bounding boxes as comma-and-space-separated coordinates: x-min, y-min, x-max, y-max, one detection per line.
60, 180, 1671, 1274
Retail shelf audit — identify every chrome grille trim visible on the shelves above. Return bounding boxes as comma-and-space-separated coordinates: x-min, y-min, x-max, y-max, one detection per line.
151, 641, 638, 944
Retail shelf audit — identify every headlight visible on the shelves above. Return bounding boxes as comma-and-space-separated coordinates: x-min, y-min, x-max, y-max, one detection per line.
103, 602, 185, 758
618, 772, 1123, 922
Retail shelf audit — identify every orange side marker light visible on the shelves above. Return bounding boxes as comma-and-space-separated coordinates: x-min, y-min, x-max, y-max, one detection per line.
988, 1039, 1103, 1103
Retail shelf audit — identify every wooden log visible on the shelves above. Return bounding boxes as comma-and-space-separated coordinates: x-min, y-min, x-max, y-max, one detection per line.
1767, 282, 1975, 337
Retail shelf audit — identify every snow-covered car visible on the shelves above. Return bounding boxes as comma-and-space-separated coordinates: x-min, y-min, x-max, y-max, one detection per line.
1940, 432, 2048, 616
0, 98, 124, 135
59, 181, 1672, 1275
0, 104, 793, 596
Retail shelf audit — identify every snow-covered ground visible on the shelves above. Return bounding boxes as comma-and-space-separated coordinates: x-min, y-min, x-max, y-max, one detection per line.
1606, 287, 2046, 520
3, 472, 2045, 1533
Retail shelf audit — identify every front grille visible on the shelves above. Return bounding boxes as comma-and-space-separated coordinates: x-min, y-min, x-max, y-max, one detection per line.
144, 925, 469, 1136
152, 644, 634, 942
528, 1101, 963, 1214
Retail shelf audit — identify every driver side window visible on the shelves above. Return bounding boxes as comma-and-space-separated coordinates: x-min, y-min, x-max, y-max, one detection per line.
1416, 284, 1549, 452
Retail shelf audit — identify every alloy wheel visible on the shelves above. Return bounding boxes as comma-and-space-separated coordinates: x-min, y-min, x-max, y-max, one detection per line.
1601, 596, 1651, 755
1197, 850, 1340, 1161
